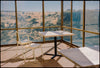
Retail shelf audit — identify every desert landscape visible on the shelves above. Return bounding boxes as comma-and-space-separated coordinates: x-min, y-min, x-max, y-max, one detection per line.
1, 10, 99, 47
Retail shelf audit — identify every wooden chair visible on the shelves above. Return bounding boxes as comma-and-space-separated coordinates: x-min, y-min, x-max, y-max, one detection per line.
16, 31, 43, 63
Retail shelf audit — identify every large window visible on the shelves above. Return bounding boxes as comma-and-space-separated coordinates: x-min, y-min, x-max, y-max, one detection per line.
1, 1, 16, 29
44, 1, 61, 27
85, 33, 99, 48
18, 28, 43, 42
1, 1, 99, 47
63, 1, 71, 42
85, 1, 99, 33
85, 1, 99, 48
17, 1, 42, 28
44, 1, 61, 41
1, 1, 16, 45
63, 1, 99, 47
72, 30, 83, 47
63, 1, 71, 27
72, 1, 83, 29
63, 28, 71, 42
1, 30, 16, 45
16, 1, 43, 42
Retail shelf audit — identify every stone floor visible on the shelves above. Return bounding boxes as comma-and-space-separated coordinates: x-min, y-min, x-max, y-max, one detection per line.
1, 42, 75, 67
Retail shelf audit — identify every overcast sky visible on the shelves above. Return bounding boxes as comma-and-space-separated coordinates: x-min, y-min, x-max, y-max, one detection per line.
1, 1, 99, 12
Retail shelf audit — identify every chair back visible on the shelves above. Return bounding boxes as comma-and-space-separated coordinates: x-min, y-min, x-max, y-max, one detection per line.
16, 31, 29, 42
16, 31, 20, 42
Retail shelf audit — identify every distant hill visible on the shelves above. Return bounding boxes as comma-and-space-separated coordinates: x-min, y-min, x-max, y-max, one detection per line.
1, 10, 99, 45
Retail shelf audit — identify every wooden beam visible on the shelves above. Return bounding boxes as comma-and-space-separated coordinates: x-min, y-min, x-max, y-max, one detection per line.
63, 26, 100, 35
71, 1, 73, 44
18, 27, 43, 29
45, 26, 60, 28
1, 28, 16, 30
15, 0, 18, 41
1, 26, 60, 30
42, 0, 45, 42
61, 0, 63, 30
61, 0, 63, 41
83, 0, 85, 47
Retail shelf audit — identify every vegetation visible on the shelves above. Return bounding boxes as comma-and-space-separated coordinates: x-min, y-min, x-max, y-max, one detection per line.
1, 10, 99, 47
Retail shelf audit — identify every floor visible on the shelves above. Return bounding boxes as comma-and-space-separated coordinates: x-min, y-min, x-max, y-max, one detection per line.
1, 42, 76, 67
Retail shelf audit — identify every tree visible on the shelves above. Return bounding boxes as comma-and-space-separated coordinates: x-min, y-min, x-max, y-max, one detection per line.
30, 18, 38, 24
26, 16, 31, 19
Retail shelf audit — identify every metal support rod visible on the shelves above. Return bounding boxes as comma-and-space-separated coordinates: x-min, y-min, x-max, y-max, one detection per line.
54, 37, 57, 55
51, 37, 61, 59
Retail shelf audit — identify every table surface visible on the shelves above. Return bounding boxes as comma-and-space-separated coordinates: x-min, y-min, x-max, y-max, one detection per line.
58, 47, 100, 67
39, 30, 74, 37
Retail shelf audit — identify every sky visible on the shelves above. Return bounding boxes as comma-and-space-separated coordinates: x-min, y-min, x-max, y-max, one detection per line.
1, 1, 99, 12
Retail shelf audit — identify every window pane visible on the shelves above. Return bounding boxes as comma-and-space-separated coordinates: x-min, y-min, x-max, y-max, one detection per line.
17, 1, 42, 28
85, 1, 99, 32
45, 28, 61, 41
63, 28, 71, 42
72, 1, 83, 29
1, 30, 16, 45
63, 1, 71, 27
1, 1, 16, 29
85, 32, 99, 48
45, 1, 61, 27
18, 28, 43, 42
72, 30, 83, 47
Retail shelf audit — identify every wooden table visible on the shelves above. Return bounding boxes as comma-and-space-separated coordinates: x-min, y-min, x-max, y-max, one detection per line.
39, 30, 74, 59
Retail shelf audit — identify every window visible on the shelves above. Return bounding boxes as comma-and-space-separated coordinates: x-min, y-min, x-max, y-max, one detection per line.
63, 28, 71, 42
1, 1, 16, 29
63, 1, 71, 27
1, 30, 16, 45
72, 30, 83, 47
17, 1, 42, 28
1, 1, 99, 47
44, 1, 61, 27
1, 1, 16, 45
85, 32, 99, 48
85, 1, 99, 32
72, 1, 83, 29
18, 28, 43, 42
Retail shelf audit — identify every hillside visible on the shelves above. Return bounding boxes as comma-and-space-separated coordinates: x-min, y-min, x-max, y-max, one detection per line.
1, 10, 99, 46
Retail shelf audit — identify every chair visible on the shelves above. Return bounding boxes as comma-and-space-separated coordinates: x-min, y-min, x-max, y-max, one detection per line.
16, 31, 43, 63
